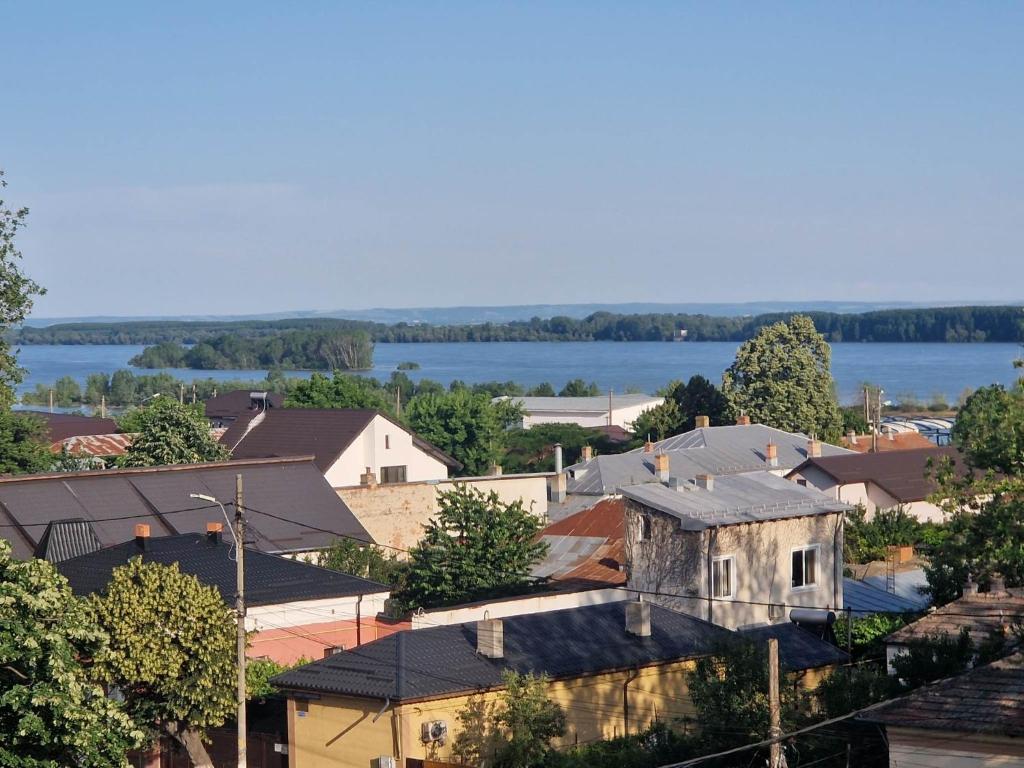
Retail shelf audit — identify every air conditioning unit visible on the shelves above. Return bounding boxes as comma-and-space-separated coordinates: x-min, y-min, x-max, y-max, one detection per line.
371, 757, 396, 768
421, 719, 449, 745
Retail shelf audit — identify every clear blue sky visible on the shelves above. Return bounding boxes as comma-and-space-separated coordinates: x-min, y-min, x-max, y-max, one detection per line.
3, 2, 1022, 318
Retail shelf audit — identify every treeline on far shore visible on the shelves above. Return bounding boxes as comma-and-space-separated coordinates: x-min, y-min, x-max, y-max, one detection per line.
15, 305, 1024, 347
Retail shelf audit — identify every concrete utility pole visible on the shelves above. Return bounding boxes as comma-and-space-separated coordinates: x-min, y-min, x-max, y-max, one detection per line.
608, 388, 613, 427
48, 388, 54, 413
768, 637, 786, 768
100, 395, 106, 419
234, 474, 247, 768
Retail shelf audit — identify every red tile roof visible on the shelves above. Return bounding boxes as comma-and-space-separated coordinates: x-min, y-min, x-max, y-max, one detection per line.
840, 432, 935, 453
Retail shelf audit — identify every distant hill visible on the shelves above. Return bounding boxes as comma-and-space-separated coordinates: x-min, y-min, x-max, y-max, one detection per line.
24, 300, 1019, 327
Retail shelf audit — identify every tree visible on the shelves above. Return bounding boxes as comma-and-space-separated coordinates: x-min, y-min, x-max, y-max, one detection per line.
0, 540, 142, 767
284, 371, 392, 411
118, 397, 228, 467
951, 384, 1024, 475
316, 538, 407, 586
722, 315, 843, 441
0, 170, 46, 410
90, 559, 237, 768
393, 486, 547, 610
454, 671, 566, 768
404, 390, 520, 476
671, 375, 730, 429
629, 398, 682, 442
558, 379, 600, 397
0, 410, 55, 474
501, 423, 626, 474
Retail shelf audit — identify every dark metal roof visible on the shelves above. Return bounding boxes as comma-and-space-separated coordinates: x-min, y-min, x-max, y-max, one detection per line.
0, 457, 370, 559
34, 518, 104, 562
842, 578, 926, 616
739, 623, 849, 671
861, 652, 1024, 736
56, 532, 388, 605
221, 408, 460, 472
19, 411, 119, 442
273, 601, 734, 702
204, 390, 284, 420
787, 447, 964, 503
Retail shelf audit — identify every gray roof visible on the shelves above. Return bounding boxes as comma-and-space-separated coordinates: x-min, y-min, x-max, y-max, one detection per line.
863, 569, 931, 610
619, 471, 849, 530
34, 519, 104, 563
502, 394, 662, 414
0, 458, 371, 559
566, 424, 852, 495
842, 578, 925, 616
740, 623, 849, 671
272, 601, 733, 702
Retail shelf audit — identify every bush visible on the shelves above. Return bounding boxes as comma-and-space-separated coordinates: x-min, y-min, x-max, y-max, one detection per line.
845, 506, 927, 564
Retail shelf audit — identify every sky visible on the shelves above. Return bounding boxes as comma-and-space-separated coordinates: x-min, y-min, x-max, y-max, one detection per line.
2, 2, 1023, 318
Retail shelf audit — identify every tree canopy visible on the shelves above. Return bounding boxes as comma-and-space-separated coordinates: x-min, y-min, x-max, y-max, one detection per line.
284, 371, 394, 411
722, 315, 843, 440
117, 398, 228, 467
392, 486, 547, 611
316, 538, 407, 586
0, 540, 142, 767
0, 410, 55, 475
90, 558, 237, 768
629, 375, 731, 441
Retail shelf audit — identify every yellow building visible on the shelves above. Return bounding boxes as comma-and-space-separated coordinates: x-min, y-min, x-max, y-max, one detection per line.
273, 601, 847, 768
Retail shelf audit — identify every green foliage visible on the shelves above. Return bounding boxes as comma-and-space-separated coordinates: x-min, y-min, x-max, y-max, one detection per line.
316, 538, 407, 586
952, 384, 1024, 474
526, 382, 556, 396
890, 629, 976, 689
393, 486, 547, 611
502, 423, 628, 474
817, 664, 896, 719
396, 361, 420, 370
246, 657, 310, 700
629, 375, 731, 441
454, 671, 566, 768
90, 558, 237, 765
117, 397, 228, 468
722, 315, 843, 441
0, 540, 142, 767
0, 411, 54, 475
285, 371, 393, 411
404, 389, 521, 476
0, 170, 46, 410
129, 329, 375, 371
544, 722, 699, 768
834, 612, 914, 658
840, 405, 869, 435
844, 506, 923, 564
629, 398, 683, 442
558, 379, 600, 397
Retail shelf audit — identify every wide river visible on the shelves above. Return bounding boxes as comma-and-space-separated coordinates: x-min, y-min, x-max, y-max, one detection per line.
13, 342, 1023, 405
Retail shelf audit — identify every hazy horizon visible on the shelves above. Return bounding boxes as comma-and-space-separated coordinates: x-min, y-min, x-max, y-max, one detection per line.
4, 4, 1022, 317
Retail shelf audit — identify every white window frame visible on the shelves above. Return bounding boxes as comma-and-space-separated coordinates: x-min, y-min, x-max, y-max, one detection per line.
711, 555, 736, 599
791, 544, 820, 591
638, 515, 652, 542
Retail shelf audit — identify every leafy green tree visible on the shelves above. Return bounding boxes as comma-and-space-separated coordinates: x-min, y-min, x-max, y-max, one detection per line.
284, 371, 393, 411
90, 559, 237, 768
671, 375, 731, 429
722, 315, 843, 441
246, 657, 310, 700
404, 390, 520, 476
526, 382, 556, 396
558, 379, 600, 397
502, 423, 627, 474
393, 486, 547, 610
118, 397, 228, 468
0, 170, 46, 410
316, 538, 407, 586
0, 540, 142, 767
0, 410, 54, 474
817, 664, 895, 718
629, 398, 682, 442
951, 384, 1024, 475
890, 629, 975, 689
833, 612, 915, 658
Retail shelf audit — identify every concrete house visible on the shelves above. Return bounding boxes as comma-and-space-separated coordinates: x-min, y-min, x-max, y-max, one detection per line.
786, 446, 964, 522
862, 652, 1024, 767
621, 470, 849, 630
271, 601, 845, 768
497, 393, 664, 430
220, 408, 460, 488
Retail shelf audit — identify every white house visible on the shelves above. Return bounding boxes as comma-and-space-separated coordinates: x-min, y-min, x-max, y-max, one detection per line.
497, 394, 664, 430
220, 408, 460, 487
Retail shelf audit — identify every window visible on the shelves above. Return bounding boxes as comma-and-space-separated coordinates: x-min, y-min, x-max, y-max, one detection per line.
323, 646, 345, 658
639, 515, 652, 541
796, 478, 808, 487
385, 434, 390, 449
712, 556, 735, 599
792, 546, 819, 590
380, 465, 407, 484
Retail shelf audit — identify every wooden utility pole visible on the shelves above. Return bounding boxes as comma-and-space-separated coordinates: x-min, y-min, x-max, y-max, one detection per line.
179, 384, 185, 404
768, 637, 784, 768
192, 383, 197, 405
234, 474, 247, 768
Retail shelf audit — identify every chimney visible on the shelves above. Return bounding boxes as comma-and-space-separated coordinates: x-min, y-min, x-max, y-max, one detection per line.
888, 429, 895, 442
134, 523, 150, 549
206, 521, 223, 545
695, 415, 710, 429
963, 575, 979, 596
489, 463, 503, 477
626, 600, 651, 637
695, 473, 714, 492
765, 442, 778, 468
654, 453, 670, 483
847, 430, 857, 446
554, 443, 563, 474
736, 414, 751, 426
643, 440, 655, 454
990, 574, 1007, 595
807, 437, 821, 458
477, 618, 504, 658
581, 445, 593, 461
548, 472, 567, 503
360, 467, 378, 487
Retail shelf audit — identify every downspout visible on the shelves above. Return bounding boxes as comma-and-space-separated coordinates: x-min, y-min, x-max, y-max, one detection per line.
833, 514, 843, 610
705, 529, 715, 624
356, 594, 363, 647
623, 666, 640, 735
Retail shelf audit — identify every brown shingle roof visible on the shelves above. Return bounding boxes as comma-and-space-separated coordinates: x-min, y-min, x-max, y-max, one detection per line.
886, 590, 1024, 645
787, 446, 964, 503
20, 411, 119, 442
203, 390, 284, 420
863, 652, 1024, 736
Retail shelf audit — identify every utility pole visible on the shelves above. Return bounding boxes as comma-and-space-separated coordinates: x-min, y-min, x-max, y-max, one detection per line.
395, 387, 401, 417
179, 383, 185, 404
863, 386, 869, 426
608, 388, 613, 428
49, 388, 54, 413
192, 383, 197, 405
100, 395, 106, 419
768, 637, 785, 768
234, 473, 247, 768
